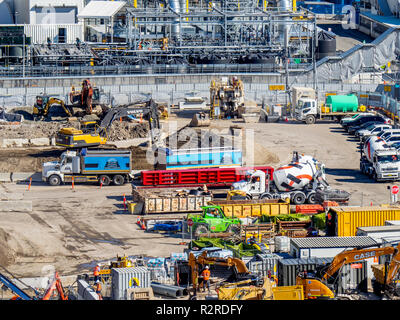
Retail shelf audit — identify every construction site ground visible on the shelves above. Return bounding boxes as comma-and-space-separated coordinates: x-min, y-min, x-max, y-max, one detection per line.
0, 117, 396, 280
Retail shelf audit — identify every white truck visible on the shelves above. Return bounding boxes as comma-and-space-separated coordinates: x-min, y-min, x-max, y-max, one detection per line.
292, 87, 362, 124
42, 149, 134, 186
231, 152, 330, 204
360, 136, 400, 182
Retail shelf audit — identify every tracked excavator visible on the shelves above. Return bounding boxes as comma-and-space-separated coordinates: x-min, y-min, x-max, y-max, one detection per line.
55, 99, 162, 148
33, 95, 73, 119
188, 251, 258, 297
298, 241, 400, 299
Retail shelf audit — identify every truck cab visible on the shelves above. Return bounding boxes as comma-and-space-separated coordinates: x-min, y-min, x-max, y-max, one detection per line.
42, 150, 79, 185
231, 170, 269, 198
295, 98, 318, 124
361, 149, 400, 181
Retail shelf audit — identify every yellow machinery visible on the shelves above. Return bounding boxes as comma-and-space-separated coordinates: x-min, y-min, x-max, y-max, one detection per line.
99, 255, 137, 276
217, 277, 305, 300
56, 99, 162, 148
299, 241, 400, 298
33, 95, 73, 119
209, 76, 245, 119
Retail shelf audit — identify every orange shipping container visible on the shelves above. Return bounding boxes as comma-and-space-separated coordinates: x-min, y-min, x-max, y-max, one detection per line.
326, 206, 400, 237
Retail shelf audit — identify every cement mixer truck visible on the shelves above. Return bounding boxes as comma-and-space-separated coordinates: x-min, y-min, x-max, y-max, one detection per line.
293, 87, 366, 124
231, 152, 349, 204
360, 136, 400, 182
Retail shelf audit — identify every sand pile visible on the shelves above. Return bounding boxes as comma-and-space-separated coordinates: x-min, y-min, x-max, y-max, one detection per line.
0, 228, 15, 267
107, 122, 149, 141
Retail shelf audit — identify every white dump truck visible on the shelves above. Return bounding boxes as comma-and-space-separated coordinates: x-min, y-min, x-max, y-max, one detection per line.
360, 136, 400, 181
231, 152, 329, 204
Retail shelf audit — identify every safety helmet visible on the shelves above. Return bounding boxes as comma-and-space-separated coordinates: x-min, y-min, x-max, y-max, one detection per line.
205, 266, 209, 269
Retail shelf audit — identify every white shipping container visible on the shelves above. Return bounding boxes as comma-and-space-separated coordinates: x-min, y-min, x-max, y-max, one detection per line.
111, 267, 151, 300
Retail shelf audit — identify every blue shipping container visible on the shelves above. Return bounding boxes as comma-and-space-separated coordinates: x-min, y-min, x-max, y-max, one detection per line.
164, 147, 242, 169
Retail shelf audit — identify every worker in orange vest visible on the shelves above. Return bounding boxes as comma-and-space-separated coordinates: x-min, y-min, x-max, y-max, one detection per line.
93, 263, 101, 283
200, 265, 211, 293
95, 280, 103, 300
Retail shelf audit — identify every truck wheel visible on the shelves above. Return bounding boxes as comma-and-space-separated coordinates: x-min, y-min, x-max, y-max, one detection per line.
260, 193, 273, 199
194, 224, 209, 238
373, 172, 379, 182
99, 175, 111, 186
291, 191, 306, 205
305, 115, 316, 125
48, 175, 61, 186
307, 192, 317, 204
112, 175, 125, 186
226, 224, 240, 234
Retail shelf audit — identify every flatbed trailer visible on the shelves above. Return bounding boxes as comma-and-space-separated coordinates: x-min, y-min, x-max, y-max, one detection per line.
140, 166, 274, 187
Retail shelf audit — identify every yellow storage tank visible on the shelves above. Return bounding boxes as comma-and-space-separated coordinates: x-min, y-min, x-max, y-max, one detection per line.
321, 106, 330, 113
272, 285, 304, 300
208, 199, 290, 218
326, 206, 400, 237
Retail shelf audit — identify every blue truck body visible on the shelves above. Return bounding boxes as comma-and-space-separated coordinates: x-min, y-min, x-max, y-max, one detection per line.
81, 149, 131, 174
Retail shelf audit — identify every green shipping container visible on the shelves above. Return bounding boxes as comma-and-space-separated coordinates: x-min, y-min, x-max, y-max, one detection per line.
326, 95, 359, 112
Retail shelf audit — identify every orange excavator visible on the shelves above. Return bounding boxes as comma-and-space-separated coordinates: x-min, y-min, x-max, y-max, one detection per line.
297, 242, 400, 299
188, 251, 255, 296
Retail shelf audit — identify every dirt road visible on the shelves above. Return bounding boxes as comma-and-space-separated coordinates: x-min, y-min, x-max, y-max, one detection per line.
0, 118, 396, 278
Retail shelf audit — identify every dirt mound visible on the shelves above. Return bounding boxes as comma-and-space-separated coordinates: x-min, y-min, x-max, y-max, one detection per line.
107, 122, 149, 141
0, 120, 149, 142
0, 228, 15, 267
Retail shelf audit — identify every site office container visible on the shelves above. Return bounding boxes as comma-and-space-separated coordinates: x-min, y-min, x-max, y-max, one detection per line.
247, 253, 283, 278
140, 166, 274, 187
326, 206, 400, 237
111, 267, 151, 300
277, 258, 368, 294
208, 199, 290, 218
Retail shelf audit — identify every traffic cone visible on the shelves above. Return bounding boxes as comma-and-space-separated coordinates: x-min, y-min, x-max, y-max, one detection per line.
123, 194, 126, 211
285, 116, 288, 122
71, 176, 75, 190
100, 177, 104, 189
27, 177, 32, 191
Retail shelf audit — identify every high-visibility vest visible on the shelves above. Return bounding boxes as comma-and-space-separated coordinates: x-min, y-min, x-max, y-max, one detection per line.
96, 283, 102, 293
93, 266, 100, 276
201, 269, 210, 281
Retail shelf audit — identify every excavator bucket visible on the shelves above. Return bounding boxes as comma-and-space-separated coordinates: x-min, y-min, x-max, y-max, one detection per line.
190, 112, 210, 127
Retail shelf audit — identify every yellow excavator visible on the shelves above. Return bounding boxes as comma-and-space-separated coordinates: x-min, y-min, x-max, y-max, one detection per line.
55, 99, 162, 148
298, 241, 400, 299
33, 95, 73, 119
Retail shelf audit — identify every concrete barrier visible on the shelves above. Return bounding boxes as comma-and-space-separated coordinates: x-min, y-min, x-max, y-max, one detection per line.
0, 172, 11, 182
29, 138, 50, 146
0, 192, 23, 200
1, 138, 29, 148
0, 200, 32, 212
77, 279, 99, 300
11, 172, 42, 182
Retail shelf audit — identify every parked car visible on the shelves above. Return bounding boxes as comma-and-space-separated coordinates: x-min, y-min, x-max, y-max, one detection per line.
356, 123, 393, 140
384, 134, 400, 145
343, 115, 389, 132
362, 129, 400, 145
348, 120, 384, 135
340, 113, 375, 126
